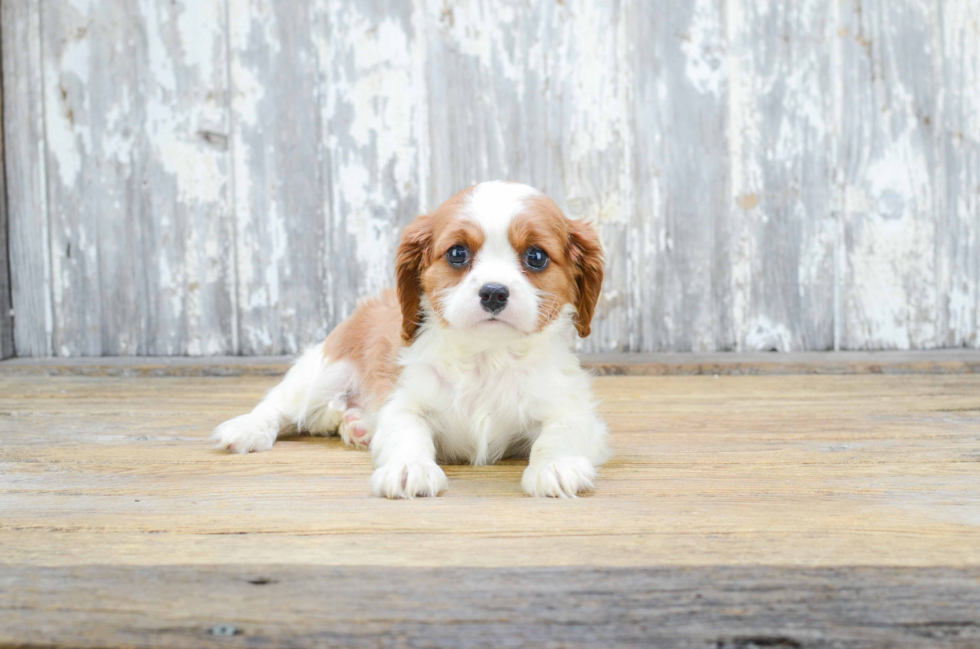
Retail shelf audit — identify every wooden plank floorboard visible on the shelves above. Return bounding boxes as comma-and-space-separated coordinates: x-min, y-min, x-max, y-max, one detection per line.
1, 369, 979, 647
3, 565, 980, 649
1, 374, 979, 566
3, 350, 980, 377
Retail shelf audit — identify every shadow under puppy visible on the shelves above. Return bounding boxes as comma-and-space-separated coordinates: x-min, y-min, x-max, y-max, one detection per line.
212, 181, 612, 498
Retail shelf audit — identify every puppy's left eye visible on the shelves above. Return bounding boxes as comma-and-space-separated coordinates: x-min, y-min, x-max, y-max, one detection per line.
523, 247, 549, 271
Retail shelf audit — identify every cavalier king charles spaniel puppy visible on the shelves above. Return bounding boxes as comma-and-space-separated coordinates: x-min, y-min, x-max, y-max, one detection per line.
212, 181, 611, 498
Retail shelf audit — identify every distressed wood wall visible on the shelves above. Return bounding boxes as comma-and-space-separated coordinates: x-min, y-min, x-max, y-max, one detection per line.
2, 0, 978, 356
0, 8, 12, 360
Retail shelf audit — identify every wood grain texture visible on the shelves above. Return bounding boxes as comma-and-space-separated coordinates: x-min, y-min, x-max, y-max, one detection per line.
3, 565, 980, 649
3, 349, 980, 377
2, 374, 979, 568
38, 1, 236, 357
939, 0, 980, 348
2, 371, 980, 647
229, 0, 328, 355
0, 25, 12, 361
318, 0, 425, 335
838, 0, 945, 349
2, 0, 52, 357
728, 0, 837, 352
3, 0, 980, 355
630, 0, 732, 353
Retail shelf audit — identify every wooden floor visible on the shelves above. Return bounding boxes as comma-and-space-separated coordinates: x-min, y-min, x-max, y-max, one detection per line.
2, 355, 980, 648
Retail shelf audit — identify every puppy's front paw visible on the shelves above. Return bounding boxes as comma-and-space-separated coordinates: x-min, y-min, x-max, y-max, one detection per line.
371, 461, 448, 499
210, 413, 279, 454
521, 456, 596, 498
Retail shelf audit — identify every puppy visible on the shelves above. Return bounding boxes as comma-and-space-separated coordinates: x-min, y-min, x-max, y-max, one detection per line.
211, 181, 612, 498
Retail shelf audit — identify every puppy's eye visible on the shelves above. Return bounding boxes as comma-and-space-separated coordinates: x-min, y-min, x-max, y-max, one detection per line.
447, 244, 469, 267
523, 247, 549, 271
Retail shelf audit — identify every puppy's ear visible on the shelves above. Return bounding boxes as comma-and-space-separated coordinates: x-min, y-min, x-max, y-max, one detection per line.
567, 219, 604, 338
395, 214, 434, 341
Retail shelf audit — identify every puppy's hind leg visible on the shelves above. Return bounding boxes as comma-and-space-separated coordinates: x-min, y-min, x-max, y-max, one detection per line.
294, 357, 359, 438
211, 346, 355, 454
300, 371, 376, 450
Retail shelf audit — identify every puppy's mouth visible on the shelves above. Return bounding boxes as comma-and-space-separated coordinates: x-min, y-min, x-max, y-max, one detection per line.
479, 316, 520, 331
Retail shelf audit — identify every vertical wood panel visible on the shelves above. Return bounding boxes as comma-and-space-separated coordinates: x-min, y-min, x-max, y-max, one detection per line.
2, 0, 52, 357
230, 0, 426, 355
424, 0, 632, 352
838, 0, 943, 349
139, 0, 235, 356
938, 0, 980, 347
317, 0, 424, 325
0, 138, 10, 360
726, 0, 837, 351
42, 1, 114, 356
0, 23, 12, 360
631, 0, 732, 352
230, 0, 328, 355
40, 0, 235, 356
556, 1, 634, 353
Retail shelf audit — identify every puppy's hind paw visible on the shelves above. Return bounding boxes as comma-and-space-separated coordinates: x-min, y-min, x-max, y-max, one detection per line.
371, 461, 448, 499
521, 456, 596, 498
210, 413, 279, 454
338, 408, 373, 450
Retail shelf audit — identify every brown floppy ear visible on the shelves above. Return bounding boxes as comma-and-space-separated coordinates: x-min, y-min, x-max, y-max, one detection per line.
567, 219, 604, 338
395, 214, 434, 341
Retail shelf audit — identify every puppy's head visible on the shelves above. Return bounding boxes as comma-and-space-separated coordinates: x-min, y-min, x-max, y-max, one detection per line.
395, 181, 604, 342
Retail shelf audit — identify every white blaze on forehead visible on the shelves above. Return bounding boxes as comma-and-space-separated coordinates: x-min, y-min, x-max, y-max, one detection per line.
461, 181, 541, 257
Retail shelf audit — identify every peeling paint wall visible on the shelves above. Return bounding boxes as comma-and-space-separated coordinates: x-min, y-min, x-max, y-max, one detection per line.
3, 0, 979, 356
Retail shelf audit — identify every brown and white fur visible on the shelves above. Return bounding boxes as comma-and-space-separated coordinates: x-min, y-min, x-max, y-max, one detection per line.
211, 181, 612, 498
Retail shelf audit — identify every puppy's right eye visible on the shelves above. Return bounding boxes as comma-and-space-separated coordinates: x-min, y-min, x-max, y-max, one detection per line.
447, 245, 469, 268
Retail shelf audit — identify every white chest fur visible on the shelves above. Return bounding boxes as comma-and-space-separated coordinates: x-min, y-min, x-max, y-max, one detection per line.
394, 316, 588, 465
421, 349, 537, 464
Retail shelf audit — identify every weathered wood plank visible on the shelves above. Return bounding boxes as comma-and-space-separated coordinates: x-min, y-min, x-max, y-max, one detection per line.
2, 350, 980, 377
316, 0, 425, 325
3, 0, 980, 356
1, 371, 979, 642
230, 0, 426, 355
229, 0, 328, 355
0, 25, 12, 361
423, 0, 632, 352
2, 373, 979, 568
838, 0, 943, 349
39, 0, 235, 356
938, 0, 980, 347
2, 565, 980, 649
727, 0, 837, 351
630, 0, 732, 352
1, 0, 52, 357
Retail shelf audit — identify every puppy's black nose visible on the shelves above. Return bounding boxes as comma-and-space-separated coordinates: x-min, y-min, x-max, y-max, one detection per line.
479, 283, 509, 314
